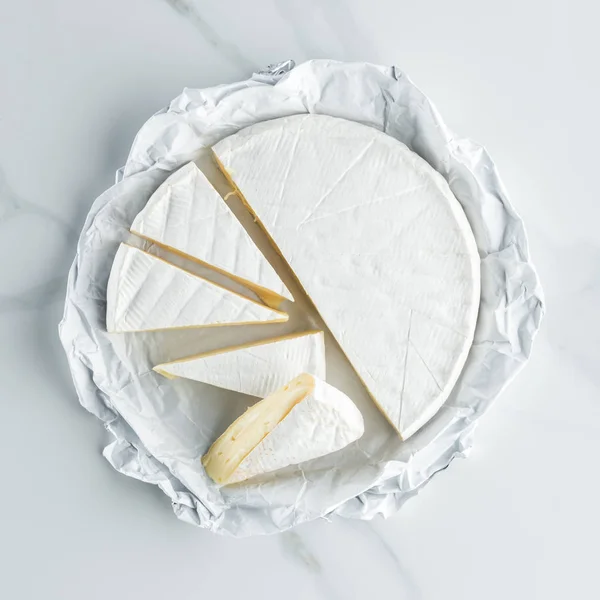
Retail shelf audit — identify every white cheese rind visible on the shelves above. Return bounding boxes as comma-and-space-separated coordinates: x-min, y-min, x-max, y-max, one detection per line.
154, 331, 326, 397
130, 162, 292, 304
203, 373, 364, 485
106, 244, 287, 333
213, 114, 480, 440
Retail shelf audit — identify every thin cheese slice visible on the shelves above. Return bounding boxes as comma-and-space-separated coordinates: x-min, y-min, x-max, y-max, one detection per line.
213, 114, 480, 440
154, 330, 326, 397
202, 373, 364, 485
106, 244, 288, 333
130, 162, 292, 308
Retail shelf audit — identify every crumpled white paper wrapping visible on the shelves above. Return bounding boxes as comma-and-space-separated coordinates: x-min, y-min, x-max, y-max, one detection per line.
59, 60, 544, 536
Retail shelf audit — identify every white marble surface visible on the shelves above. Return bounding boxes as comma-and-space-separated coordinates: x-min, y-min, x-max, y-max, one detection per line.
1, 1, 597, 598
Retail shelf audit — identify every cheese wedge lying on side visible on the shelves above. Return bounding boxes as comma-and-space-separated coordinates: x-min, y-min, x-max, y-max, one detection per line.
106, 244, 288, 333
202, 373, 364, 485
154, 330, 326, 397
213, 114, 480, 440
130, 162, 292, 308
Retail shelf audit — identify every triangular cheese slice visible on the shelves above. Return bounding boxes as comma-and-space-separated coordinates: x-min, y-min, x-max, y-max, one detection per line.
202, 373, 364, 485
154, 331, 326, 397
130, 162, 292, 308
106, 244, 288, 333
213, 114, 480, 440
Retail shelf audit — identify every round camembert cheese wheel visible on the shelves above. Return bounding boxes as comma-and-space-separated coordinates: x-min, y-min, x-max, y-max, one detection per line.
213, 114, 480, 440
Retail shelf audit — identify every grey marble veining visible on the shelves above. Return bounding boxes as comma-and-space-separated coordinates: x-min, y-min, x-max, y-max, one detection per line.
273, 0, 379, 62
162, 0, 258, 71
358, 523, 423, 600
281, 532, 344, 600
0, 166, 78, 240
0, 165, 78, 311
279, 519, 424, 599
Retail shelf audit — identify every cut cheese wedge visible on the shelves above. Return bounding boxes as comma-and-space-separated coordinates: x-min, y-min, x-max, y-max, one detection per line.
154, 330, 326, 397
106, 244, 288, 333
213, 114, 480, 440
130, 161, 292, 308
202, 373, 364, 485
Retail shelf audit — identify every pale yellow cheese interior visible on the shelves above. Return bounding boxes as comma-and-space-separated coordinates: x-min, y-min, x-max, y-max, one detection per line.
202, 373, 314, 484
131, 232, 287, 310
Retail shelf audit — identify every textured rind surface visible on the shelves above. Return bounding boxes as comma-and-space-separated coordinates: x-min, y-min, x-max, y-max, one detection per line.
229, 375, 365, 484
155, 331, 326, 397
214, 114, 481, 440
130, 161, 292, 302
106, 243, 287, 332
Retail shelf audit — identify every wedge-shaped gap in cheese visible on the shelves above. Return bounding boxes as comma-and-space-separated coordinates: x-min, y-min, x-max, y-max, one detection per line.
106, 243, 288, 333
129, 161, 292, 309
213, 114, 480, 440
154, 330, 326, 398
202, 373, 364, 485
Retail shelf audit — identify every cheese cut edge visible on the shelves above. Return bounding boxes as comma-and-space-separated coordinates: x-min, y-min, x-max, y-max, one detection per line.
153, 329, 324, 377
202, 374, 315, 484
202, 373, 364, 485
228, 375, 364, 484
105, 243, 126, 333
105, 242, 289, 333
129, 231, 291, 309
129, 161, 293, 308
